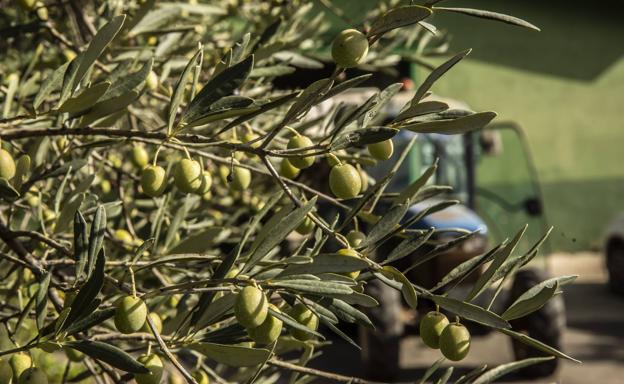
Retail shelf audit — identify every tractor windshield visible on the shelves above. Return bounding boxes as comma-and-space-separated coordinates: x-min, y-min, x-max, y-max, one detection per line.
368, 131, 470, 204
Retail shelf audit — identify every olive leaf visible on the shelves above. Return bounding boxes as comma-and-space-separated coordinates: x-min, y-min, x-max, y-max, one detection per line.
102, 58, 153, 101
401, 111, 497, 135
181, 55, 254, 125
168, 48, 202, 131
64, 340, 149, 374
87, 205, 107, 278
379, 266, 418, 309
320, 74, 373, 103
330, 127, 398, 151
362, 202, 409, 247
62, 249, 105, 331
471, 357, 554, 384
466, 225, 527, 302
72, 15, 127, 90
35, 272, 51, 330
383, 228, 434, 265
268, 307, 324, 340
283, 78, 333, 124
411, 49, 471, 104
433, 7, 540, 32
34, 61, 70, 110
65, 307, 115, 336
369, 5, 433, 37
243, 197, 317, 272
499, 328, 580, 362
431, 295, 510, 329
189, 343, 272, 367
0, 179, 19, 201
278, 254, 369, 277
54, 193, 84, 234
58, 82, 111, 114
502, 275, 576, 321
269, 280, 353, 296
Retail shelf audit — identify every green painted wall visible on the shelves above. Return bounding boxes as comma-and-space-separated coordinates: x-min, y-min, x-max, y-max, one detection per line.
427, 1, 624, 251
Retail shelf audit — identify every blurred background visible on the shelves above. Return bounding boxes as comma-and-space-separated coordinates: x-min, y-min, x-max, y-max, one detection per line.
307, 0, 624, 382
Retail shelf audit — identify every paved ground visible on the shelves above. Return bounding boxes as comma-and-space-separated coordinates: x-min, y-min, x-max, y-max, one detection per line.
310, 252, 624, 383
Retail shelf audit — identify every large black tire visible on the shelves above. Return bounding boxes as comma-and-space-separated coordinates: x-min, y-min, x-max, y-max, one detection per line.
361, 279, 403, 381
606, 238, 624, 295
507, 268, 565, 378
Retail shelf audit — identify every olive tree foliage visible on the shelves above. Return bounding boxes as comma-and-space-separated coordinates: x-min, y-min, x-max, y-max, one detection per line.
0, 1, 576, 383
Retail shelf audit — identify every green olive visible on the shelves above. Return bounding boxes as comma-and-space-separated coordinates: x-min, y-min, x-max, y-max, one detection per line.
358, 167, 369, 192
114, 229, 134, 246
192, 370, 209, 384
367, 139, 394, 161
141, 165, 166, 197
248, 305, 283, 345
0, 149, 16, 180
337, 248, 361, 279
135, 354, 163, 384
439, 322, 471, 361
243, 132, 261, 149
114, 295, 147, 334
287, 135, 315, 169
143, 312, 163, 334
10, 353, 31, 380
35, 2, 47, 20
38, 342, 60, 353
132, 146, 149, 168
345, 230, 366, 247
18, 367, 46, 384
234, 286, 268, 329
288, 303, 318, 341
174, 159, 202, 193
0, 358, 12, 384
196, 171, 212, 195
279, 158, 299, 179
145, 71, 159, 92
329, 164, 361, 199
419, 311, 450, 349
65, 347, 84, 362
231, 164, 251, 191
331, 29, 369, 68
16, 0, 36, 11
295, 216, 315, 235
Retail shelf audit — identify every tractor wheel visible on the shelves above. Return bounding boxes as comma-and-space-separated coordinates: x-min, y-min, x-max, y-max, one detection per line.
606, 238, 624, 295
361, 279, 403, 381
507, 268, 565, 378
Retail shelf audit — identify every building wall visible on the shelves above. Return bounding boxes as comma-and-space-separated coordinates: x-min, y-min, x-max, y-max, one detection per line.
428, 1, 624, 251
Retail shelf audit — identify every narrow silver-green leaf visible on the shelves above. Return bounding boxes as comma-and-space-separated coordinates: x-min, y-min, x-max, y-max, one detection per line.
402, 111, 497, 135
35, 272, 51, 330
369, 5, 433, 37
499, 328, 580, 363
283, 78, 333, 124
168, 48, 202, 131
363, 202, 409, 247
278, 254, 369, 277
270, 280, 353, 295
54, 193, 84, 234
34, 62, 70, 110
189, 342, 271, 367
411, 49, 471, 104
472, 357, 554, 384
330, 127, 398, 151
58, 82, 111, 113
431, 295, 510, 329
244, 197, 317, 272
380, 266, 418, 309
64, 340, 149, 374
502, 275, 576, 321
87, 205, 106, 278
74, 211, 88, 279
182, 55, 254, 124
434, 7, 540, 32
102, 58, 153, 101
72, 15, 127, 90
466, 225, 527, 301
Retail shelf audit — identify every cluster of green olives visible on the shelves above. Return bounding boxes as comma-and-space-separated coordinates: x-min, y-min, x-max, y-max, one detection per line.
234, 286, 282, 345
234, 286, 319, 344
0, 352, 47, 384
419, 311, 471, 361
